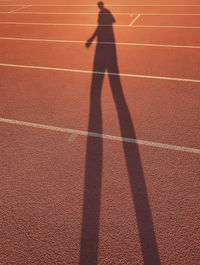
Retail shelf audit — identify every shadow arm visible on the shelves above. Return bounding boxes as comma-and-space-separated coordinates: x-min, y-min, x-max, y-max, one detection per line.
86, 27, 98, 48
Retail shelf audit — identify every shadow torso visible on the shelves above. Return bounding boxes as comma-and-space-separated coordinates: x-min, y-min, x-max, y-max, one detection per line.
94, 8, 117, 72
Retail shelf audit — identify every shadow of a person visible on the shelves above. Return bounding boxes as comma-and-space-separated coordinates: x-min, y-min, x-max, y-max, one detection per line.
79, 2, 161, 265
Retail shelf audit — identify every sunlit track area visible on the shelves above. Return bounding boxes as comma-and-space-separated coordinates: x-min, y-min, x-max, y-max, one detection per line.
0, 1, 200, 265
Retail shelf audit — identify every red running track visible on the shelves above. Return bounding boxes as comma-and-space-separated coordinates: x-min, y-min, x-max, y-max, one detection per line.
0, 1, 200, 264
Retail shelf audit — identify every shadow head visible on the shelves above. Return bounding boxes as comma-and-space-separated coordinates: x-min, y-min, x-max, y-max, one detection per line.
97, 1, 104, 10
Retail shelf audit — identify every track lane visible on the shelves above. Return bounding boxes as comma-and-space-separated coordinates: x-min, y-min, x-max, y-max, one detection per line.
1, 24, 200, 46
0, 39, 199, 80
0, 122, 199, 265
0, 67, 199, 149
10, 5, 200, 14
136, 14, 200, 26
0, 13, 133, 25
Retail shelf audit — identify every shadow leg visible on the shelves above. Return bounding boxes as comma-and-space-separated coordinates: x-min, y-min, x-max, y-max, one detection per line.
109, 73, 161, 265
79, 72, 105, 265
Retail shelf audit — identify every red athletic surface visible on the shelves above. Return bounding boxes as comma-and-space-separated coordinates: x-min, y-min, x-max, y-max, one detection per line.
16, 5, 200, 14
1, 40, 200, 79
0, 1, 200, 265
1, 24, 200, 46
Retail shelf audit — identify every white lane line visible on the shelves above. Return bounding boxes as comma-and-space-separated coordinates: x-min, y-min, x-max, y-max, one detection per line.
68, 133, 78, 141
1, 37, 200, 49
0, 63, 200, 83
1, 4, 200, 6
0, 21, 127, 27
134, 13, 200, 16
2, 12, 132, 15
1, 21, 200, 28
0, 117, 199, 154
8, 5, 31, 13
135, 25, 200, 29
2, 12, 200, 15
129, 14, 141, 26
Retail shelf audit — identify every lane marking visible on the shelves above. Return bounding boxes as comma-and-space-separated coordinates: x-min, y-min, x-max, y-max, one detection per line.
8, 5, 31, 13
1, 37, 200, 49
1, 11, 132, 15
1, 21, 200, 28
0, 117, 199, 154
0, 21, 128, 27
129, 14, 141, 26
1, 4, 200, 7
135, 25, 200, 28
131, 13, 200, 16
3, 12, 200, 16
68, 133, 78, 141
0, 63, 199, 83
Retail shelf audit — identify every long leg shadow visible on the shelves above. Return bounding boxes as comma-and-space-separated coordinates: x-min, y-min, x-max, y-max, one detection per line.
80, 3, 161, 265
